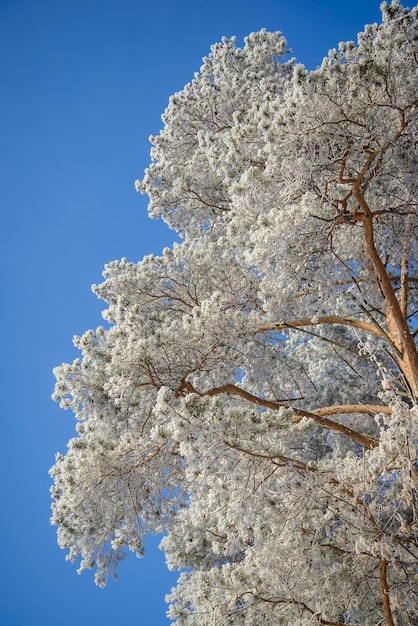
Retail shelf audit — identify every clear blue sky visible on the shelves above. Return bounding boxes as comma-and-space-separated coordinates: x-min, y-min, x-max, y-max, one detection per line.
1, 0, 383, 624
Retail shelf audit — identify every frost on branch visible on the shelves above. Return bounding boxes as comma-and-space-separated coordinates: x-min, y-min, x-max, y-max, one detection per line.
52, 4, 418, 623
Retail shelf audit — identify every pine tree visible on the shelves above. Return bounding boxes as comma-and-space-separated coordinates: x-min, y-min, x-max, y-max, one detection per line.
51, 3, 418, 623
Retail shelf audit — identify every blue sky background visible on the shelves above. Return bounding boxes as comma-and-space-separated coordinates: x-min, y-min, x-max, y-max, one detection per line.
1, 0, 383, 624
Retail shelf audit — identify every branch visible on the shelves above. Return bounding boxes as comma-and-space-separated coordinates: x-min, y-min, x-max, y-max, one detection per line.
286, 275, 418, 302
311, 404, 391, 418
186, 188, 230, 212
259, 316, 389, 342
223, 440, 316, 473
182, 382, 380, 448
255, 595, 350, 625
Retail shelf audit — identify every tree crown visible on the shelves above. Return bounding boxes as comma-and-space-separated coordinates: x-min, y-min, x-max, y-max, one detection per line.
51, 3, 418, 623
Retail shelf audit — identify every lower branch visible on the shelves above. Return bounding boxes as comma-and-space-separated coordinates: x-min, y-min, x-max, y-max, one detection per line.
181, 381, 380, 448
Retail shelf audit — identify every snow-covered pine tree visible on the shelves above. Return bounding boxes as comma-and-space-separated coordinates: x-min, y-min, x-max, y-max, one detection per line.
51, 3, 418, 623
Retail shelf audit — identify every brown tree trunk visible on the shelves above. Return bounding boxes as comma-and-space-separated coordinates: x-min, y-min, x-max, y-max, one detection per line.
380, 558, 395, 626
